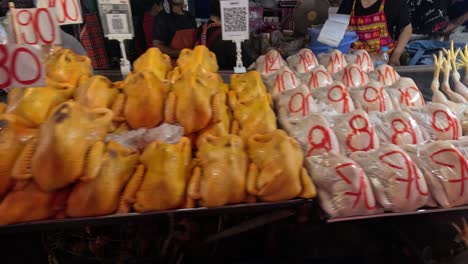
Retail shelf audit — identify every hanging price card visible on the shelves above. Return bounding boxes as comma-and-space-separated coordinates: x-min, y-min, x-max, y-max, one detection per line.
0, 44, 45, 90
12, 7, 61, 45
37, 0, 83, 25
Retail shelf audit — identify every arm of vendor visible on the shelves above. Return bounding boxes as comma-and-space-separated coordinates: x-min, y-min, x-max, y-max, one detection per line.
338, 0, 412, 66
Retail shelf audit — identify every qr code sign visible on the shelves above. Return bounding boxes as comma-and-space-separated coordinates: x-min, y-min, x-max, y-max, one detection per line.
112, 18, 124, 30
223, 7, 247, 32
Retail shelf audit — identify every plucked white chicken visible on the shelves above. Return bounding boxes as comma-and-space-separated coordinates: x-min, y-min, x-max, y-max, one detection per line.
387, 77, 425, 108
441, 57, 467, 104
333, 109, 379, 155
281, 113, 340, 157
255, 49, 287, 78
403, 141, 468, 208
369, 64, 400, 86
276, 85, 318, 122
311, 81, 355, 114
318, 49, 347, 75
298, 65, 333, 89
345, 49, 374, 73
409, 102, 462, 141
371, 110, 425, 145
350, 144, 430, 212
286, 48, 319, 73
305, 152, 380, 218
350, 81, 394, 113
335, 64, 370, 88
265, 66, 301, 99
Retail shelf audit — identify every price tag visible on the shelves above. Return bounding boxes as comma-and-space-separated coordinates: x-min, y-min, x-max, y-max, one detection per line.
220, 0, 249, 41
0, 44, 45, 90
12, 7, 61, 45
37, 0, 83, 25
97, 0, 134, 38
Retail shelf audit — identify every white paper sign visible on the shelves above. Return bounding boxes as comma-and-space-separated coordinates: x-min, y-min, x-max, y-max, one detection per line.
318, 14, 350, 47
12, 8, 62, 45
97, 0, 134, 37
0, 44, 45, 90
220, 0, 249, 41
38, 0, 83, 25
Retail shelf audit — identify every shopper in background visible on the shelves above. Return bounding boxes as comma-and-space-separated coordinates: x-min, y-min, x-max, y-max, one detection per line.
194, 0, 239, 70
143, 0, 162, 49
445, 0, 468, 33
153, 0, 196, 59
338, 0, 412, 66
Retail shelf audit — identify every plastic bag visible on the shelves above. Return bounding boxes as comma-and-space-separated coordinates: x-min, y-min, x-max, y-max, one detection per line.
386, 77, 425, 108
368, 64, 400, 86
286, 48, 319, 73
254, 49, 287, 78
369, 110, 425, 145
334, 64, 370, 88
297, 65, 333, 89
403, 141, 468, 208
276, 85, 318, 122
408, 102, 462, 141
281, 113, 340, 157
349, 81, 394, 113
106, 123, 184, 150
311, 81, 355, 114
350, 144, 430, 212
333, 109, 380, 155
265, 66, 301, 99
344, 49, 374, 73
305, 152, 380, 218
318, 49, 347, 75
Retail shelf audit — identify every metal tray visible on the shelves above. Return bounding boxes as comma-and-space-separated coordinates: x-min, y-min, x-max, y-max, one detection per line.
0, 199, 312, 234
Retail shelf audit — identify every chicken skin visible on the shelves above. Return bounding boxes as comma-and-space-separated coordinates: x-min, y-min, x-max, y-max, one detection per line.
45, 48, 92, 89
74, 75, 120, 109
133, 48, 172, 80
32, 101, 113, 191
246, 129, 316, 201
66, 141, 139, 217
187, 135, 248, 207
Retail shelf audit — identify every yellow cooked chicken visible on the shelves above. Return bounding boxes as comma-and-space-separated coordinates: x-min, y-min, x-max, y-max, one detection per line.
177, 45, 219, 75
247, 129, 316, 201
45, 48, 92, 89
196, 85, 231, 147
0, 103, 6, 114
230, 71, 272, 105
116, 71, 168, 129
133, 48, 172, 80
6, 86, 71, 127
66, 141, 139, 217
230, 96, 277, 142
119, 138, 192, 212
165, 71, 224, 135
187, 135, 248, 207
32, 101, 113, 191
0, 181, 67, 225
0, 115, 36, 198
74, 75, 120, 109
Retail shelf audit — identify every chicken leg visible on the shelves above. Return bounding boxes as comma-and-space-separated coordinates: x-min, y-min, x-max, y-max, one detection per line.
441, 56, 466, 103
459, 46, 468, 87
445, 43, 468, 100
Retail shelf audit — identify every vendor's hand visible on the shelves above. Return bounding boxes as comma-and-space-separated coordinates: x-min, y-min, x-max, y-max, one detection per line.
389, 53, 401, 66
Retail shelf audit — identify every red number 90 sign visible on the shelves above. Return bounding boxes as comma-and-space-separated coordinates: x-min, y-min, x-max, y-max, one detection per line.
47, 0, 82, 25
14, 7, 60, 45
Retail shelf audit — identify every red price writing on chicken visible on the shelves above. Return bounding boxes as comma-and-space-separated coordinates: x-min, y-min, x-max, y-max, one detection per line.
0, 45, 44, 90
41, 0, 83, 25
13, 8, 61, 45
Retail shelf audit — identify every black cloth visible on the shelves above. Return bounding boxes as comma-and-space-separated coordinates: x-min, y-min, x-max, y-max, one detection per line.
152, 11, 196, 45
195, 20, 237, 70
406, 0, 449, 34
338, 0, 411, 39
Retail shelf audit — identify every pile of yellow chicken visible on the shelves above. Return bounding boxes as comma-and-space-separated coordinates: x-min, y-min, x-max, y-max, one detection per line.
0, 46, 316, 226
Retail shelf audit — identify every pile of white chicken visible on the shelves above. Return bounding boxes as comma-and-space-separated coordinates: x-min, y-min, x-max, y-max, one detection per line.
254, 44, 468, 218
